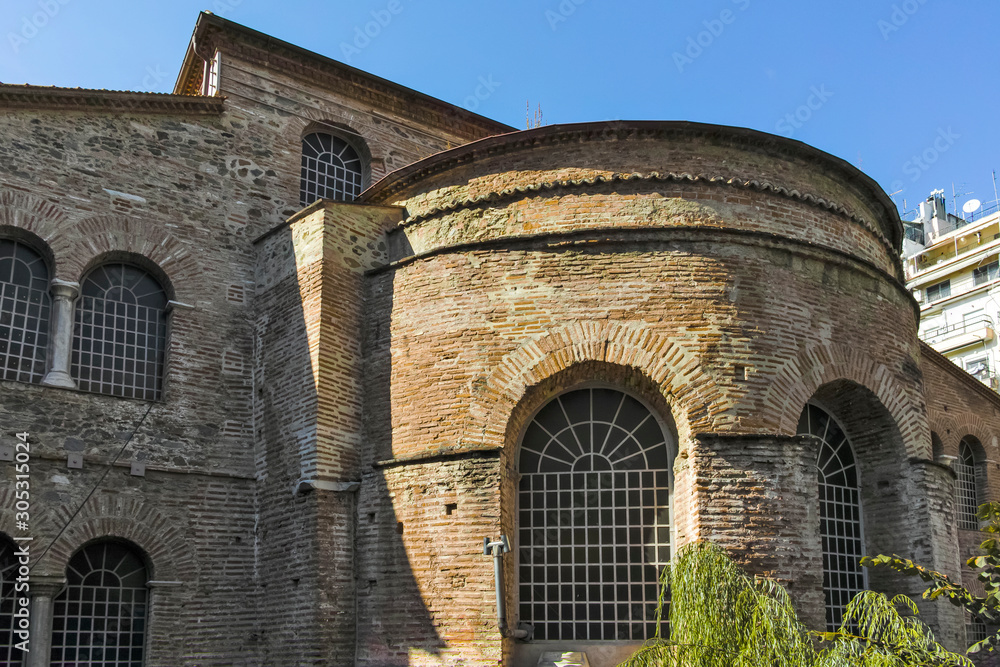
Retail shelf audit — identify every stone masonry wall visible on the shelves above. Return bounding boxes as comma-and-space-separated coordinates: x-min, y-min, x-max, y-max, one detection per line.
0, 102, 262, 663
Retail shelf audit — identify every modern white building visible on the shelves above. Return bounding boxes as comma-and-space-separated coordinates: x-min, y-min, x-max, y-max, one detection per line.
904, 191, 1000, 390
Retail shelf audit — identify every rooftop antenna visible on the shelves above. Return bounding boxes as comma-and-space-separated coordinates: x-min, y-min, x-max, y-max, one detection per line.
953, 182, 972, 218
888, 187, 903, 213
993, 169, 999, 213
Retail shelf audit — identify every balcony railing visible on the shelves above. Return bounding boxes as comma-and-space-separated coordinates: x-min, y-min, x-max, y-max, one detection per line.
923, 314, 995, 350
968, 200, 1000, 223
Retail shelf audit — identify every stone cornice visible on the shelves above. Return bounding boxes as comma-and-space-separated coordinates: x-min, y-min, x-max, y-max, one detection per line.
178, 12, 513, 142
0, 84, 225, 115
361, 121, 903, 250
392, 170, 900, 267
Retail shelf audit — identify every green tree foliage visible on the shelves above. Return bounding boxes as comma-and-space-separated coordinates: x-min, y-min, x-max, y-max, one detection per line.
620, 541, 971, 667
863, 501, 1000, 656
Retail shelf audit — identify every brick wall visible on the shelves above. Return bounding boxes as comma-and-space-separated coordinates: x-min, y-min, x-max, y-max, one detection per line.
357, 124, 965, 662
922, 343, 1000, 650
0, 100, 262, 663
0, 12, 508, 664
5, 21, 998, 662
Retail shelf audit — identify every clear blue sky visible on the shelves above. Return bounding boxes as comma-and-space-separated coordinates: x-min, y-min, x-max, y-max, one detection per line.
2, 0, 998, 220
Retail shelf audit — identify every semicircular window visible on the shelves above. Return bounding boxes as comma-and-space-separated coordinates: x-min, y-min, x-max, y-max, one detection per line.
798, 403, 866, 631
1, 534, 25, 666
50, 541, 149, 666
518, 387, 671, 642
72, 264, 168, 400
0, 239, 50, 384
299, 132, 364, 205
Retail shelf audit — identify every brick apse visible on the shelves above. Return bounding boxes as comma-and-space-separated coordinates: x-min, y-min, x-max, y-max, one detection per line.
1, 11, 999, 667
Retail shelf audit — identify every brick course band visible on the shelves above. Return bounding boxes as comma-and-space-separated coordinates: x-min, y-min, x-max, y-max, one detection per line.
389, 171, 899, 266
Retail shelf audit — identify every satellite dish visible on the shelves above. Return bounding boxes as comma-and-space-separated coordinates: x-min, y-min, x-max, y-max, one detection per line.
963, 199, 982, 214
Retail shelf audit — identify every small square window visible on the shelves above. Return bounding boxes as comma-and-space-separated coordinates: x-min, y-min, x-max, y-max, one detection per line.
926, 280, 951, 302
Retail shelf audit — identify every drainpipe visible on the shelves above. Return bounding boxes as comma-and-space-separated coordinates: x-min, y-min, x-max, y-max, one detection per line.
483, 536, 530, 640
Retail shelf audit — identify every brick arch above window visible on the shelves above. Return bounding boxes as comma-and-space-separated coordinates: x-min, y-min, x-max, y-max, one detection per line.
56, 215, 191, 293
42, 495, 194, 583
468, 320, 717, 453
763, 342, 929, 457
948, 416, 995, 459
0, 190, 69, 268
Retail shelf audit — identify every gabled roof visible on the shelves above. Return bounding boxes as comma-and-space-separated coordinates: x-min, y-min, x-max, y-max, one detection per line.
174, 12, 513, 141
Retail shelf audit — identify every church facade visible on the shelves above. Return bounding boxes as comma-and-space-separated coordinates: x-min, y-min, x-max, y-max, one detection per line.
0, 12, 997, 667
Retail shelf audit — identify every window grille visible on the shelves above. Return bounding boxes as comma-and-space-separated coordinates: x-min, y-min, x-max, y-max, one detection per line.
798, 403, 867, 631
72, 264, 167, 400
518, 387, 671, 641
0, 240, 50, 384
956, 440, 979, 530
0, 534, 25, 666
968, 618, 990, 644
926, 280, 951, 302
51, 541, 148, 667
974, 261, 1000, 287
299, 132, 364, 206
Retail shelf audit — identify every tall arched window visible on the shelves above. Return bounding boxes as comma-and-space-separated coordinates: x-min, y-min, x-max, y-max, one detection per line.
299, 132, 364, 205
798, 403, 867, 631
518, 387, 672, 642
50, 541, 149, 666
0, 239, 50, 384
956, 438, 980, 530
72, 263, 167, 400
1, 534, 25, 666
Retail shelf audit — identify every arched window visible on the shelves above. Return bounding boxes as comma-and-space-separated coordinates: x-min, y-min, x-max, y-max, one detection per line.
299, 132, 364, 205
518, 387, 672, 642
1, 534, 25, 666
0, 239, 50, 384
50, 541, 149, 666
72, 263, 167, 400
798, 403, 867, 631
956, 438, 980, 530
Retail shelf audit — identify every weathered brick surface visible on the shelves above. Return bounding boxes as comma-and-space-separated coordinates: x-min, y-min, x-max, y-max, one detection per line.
3, 12, 999, 666
358, 126, 964, 661
921, 343, 1000, 650
356, 454, 503, 666
0, 100, 262, 662
686, 434, 824, 629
